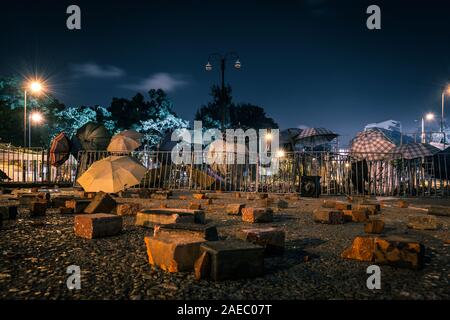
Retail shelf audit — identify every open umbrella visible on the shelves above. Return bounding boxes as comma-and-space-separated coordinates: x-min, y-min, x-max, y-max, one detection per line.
391, 143, 439, 160
49, 132, 71, 167
75, 122, 111, 151
107, 130, 142, 152
350, 129, 396, 161
280, 128, 303, 151
296, 127, 338, 147
77, 156, 147, 193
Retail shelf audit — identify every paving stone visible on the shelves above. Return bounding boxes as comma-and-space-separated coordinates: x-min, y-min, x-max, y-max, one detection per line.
407, 215, 439, 230
193, 193, 206, 200
199, 239, 265, 281
51, 195, 75, 208
29, 201, 47, 217
65, 199, 91, 214
151, 193, 169, 200
335, 201, 352, 211
144, 234, 206, 272
341, 236, 376, 261
355, 203, 380, 215
342, 208, 369, 222
136, 208, 205, 227
0, 205, 18, 220
188, 202, 202, 210
399, 200, 409, 208
364, 219, 385, 234
374, 236, 425, 270
59, 207, 74, 214
427, 206, 450, 217
322, 200, 337, 208
84, 192, 116, 214
275, 199, 289, 209
313, 209, 345, 224
18, 194, 40, 206
236, 227, 285, 255
242, 207, 273, 223
194, 251, 211, 280
74, 213, 122, 239
116, 203, 141, 216
154, 222, 219, 241
342, 235, 425, 269
226, 203, 246, 215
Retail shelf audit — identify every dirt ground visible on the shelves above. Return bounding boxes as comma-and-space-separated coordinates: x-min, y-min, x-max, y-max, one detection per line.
0, 191, 449, 300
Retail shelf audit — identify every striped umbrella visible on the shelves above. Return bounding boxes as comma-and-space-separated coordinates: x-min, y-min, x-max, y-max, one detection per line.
49, 132, 71, 167
391, 143, 440, 160
350, 129, 396, 161
296, 127, 338, 147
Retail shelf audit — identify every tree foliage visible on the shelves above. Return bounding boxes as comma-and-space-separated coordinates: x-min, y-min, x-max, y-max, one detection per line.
0, 77, 65, 147
195, 85, 278, 130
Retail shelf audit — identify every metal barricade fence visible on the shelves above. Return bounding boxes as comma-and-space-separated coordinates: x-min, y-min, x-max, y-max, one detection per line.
72, 150, 450, 197
0, 144, 77, 184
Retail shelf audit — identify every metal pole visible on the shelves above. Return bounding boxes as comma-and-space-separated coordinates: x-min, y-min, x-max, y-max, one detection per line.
24, 90, 27, 147
29, 116, 31, 148
421, 117, 425, 143
220, 57, 226, 131
442, 91, 446, 148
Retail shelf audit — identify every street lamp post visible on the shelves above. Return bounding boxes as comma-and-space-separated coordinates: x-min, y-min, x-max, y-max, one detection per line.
205, 52, 241, 131
441, 85, 450, 148
23, 80, 44, 148
422, 112, 435, 143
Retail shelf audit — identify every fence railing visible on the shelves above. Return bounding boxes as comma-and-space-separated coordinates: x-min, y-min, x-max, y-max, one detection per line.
0, 145, 77, 184
72, 150, 450, 197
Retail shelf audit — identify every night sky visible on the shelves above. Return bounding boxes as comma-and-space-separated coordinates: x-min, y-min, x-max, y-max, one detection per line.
2, 0, 450, 146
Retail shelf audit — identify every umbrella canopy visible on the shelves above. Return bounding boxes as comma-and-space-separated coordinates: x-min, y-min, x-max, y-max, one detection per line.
107, 130, 142, 152
70, 135, 83, 158
77, 156, 147, 193
280, 128, 303, 151
296, 127, 338, 147
49, 132, 71, 167
391, 143, 440, 160
75, 122, 111, 151
350, 129, 396, 161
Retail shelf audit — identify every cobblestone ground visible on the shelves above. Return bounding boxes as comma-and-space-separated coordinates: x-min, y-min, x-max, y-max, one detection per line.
0, 192, 449, 300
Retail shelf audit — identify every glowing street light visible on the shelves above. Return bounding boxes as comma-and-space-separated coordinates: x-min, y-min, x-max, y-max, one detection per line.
30, 111, 43, 124
30, 81, 43, 94
422, 112, 435, 143
29, 111, 44, 148
276, 149, 285, 158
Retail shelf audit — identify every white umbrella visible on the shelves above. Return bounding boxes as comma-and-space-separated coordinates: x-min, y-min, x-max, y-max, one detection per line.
107, 130, 142, 152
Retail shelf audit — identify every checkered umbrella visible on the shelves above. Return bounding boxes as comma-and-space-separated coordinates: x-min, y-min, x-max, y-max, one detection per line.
296, 128, 338, 147
391, 143, 440, 160
350, 129, 396, 161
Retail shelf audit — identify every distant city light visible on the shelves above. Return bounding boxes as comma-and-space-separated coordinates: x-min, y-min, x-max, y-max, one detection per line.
425, 113, 435, 121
